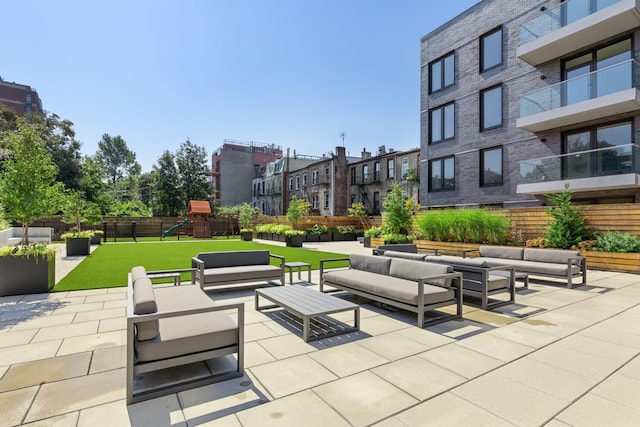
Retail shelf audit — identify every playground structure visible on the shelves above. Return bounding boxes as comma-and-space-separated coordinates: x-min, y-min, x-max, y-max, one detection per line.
188, 200, 212, 238
161, 218, 189, 239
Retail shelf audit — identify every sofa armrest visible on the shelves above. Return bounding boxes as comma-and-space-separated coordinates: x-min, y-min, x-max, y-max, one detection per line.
417, 272, 463, 309
129, 301, 244, 323
461, 249, 480, 258
417, 271, 462, 289
319, 257, 351, 292
567, 255, 587, 284
191, 257, 205, 288
270, 253, 285, 268
418, 247, 439, 255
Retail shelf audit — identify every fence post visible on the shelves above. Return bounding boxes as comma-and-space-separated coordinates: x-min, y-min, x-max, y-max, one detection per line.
102, 221, 108, 243
113, 221, 117, 242
131, 222, 137, 242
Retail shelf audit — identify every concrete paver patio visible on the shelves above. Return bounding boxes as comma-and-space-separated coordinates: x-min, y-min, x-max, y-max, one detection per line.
1, 241, 639, 426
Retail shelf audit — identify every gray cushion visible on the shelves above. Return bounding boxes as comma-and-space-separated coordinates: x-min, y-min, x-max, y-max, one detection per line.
383, 251, 428, 261
524, 248, 581, 264
135, 285, 238, 362
479, 246, 524, 260
131, 266, 148, 284
427, 255, 489, 268
376, 244, 417, 254
388, 258, 453, 287
463, 275, 510, 292
202, 265, 282, 284
322, 269, 455, 306
350, 254, 391, 275
132, 277, 159, 341
197, 250, 270, 268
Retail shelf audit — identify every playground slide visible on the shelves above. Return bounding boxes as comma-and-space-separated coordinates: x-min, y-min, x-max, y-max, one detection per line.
162, 218, 189, 238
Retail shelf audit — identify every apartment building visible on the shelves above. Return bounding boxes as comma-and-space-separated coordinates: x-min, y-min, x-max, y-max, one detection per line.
347, 147, 420, 214
421, 0, 640, 208
287, 146, 352, 216
211, 139, 283, 206
0, 76, 42, 116
251, 156, 318, 216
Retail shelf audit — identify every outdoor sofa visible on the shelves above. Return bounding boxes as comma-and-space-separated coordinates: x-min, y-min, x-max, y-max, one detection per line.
192, 250, 285, 290
462, 246, 586, 288
126, 266, 244, 404
319, 253, 462, 327
383, 251, 515, 310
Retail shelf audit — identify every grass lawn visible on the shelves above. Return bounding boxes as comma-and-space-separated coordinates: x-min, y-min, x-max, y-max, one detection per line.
54, 240, 350, 291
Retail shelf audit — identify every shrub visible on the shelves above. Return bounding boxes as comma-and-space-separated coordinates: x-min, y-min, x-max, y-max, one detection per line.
382, 233, 413, 244
595, 231, 640, 253
544, 183, 589, 249
336, 225, 356, 234
415, 208, 509, 244
306, 224, 328, 234
364, 226, 382, 237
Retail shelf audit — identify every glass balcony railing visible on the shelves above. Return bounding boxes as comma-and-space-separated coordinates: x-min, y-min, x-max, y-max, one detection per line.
520, 0, 621, 45
519, 144, 638, 184
520, 59, 640, 118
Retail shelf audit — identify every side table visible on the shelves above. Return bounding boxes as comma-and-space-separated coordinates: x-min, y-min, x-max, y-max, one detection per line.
284, 262, 312, 284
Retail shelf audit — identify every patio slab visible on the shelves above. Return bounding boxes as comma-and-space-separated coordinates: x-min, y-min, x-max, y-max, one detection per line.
0, 352, 91, 392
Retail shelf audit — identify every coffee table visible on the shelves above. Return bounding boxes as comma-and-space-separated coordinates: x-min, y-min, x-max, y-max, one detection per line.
255, 285, 360, 342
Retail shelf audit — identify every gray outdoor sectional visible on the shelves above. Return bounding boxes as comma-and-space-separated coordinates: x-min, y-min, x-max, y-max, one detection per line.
382, 251, 515, 310
462, 246, 587, 288
126, 266, 244, 404
192, 250, 285, 290
320, 253, 463, 327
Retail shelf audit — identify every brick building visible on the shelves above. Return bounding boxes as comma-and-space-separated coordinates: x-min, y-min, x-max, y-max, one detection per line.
421, 0, 640, 208
0, 76, 43, 116
348, 147, 420, 214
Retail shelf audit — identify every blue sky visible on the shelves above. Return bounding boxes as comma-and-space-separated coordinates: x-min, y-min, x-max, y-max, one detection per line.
3, 1, 478, 172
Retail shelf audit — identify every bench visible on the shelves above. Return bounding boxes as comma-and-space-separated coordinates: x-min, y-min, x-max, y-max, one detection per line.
383, 251, 515, 310
462, 246, 587, 288
191, 250, 285, 290
0, 227, 52, 246
126, 266, 244, 404
320, 254, 462, 327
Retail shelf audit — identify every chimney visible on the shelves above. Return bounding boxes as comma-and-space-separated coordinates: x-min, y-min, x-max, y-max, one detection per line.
335, 146, 346, 158
361, 148, 371, 160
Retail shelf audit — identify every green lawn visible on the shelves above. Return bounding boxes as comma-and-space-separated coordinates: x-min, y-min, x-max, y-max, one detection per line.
54, 240, 350, 291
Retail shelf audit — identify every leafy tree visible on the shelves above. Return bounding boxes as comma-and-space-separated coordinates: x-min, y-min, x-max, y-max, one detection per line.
347, 202, 368, 229
78, 155, 111, 213
60, 190, 89, 234
286, 196, 310, 227
238, 203, 259, 230
153, 150, 183, 216
138, 171, 157, 213
111, 200, 151, 217
0, 125, 65, 244
544, 183, 589, 249
176, 139, 210, 204
382, 182, 419, 235
96, 134, 140, 185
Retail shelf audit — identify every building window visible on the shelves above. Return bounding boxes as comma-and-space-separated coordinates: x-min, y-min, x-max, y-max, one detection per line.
362, 164, 369, 183
289, 177, 293, 191
480, 147, 503, 187
324, 192, 330, 209
563, 120, 633, 179
480, 85, 503, 131
429, 51, 455, 93
303, 173, 308, 186
429, 157, 455, 191
350, 168, 356, 185
480, 27, 502, 72
374, 161, 380, 181
295, 176, 300, 190
311, 170, 318, 184
312, 194, 319, 209
387, 159, 395, 180
429, 102, 455, 143
401, 158, 409, 180
373, 191, 380, 213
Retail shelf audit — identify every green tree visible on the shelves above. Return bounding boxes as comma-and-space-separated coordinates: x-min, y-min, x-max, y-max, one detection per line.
347, 202, 368, 229
286, 196, 310, 227
382, 182, 419, 235
60, 190, 89, 234
96, 134, 140, 185
176, 139, 210, 204
78, 155, 111, 213
238, 203, 259, 230
545, 183, 589, 249
0, 125, 65, 244
153, 150, 183, 216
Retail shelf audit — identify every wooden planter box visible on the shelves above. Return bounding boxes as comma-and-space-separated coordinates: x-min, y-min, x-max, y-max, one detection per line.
0, 255, 55, 296
584, 250, 640, 273
370, 237, 385, 248
66, 237, 90, 256
413, 240, 480, 256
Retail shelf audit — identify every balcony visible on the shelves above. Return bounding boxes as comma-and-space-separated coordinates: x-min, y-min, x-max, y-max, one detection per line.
517, 143, 640, 194
517, 60, 640, 132
518, 0, 640, 66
